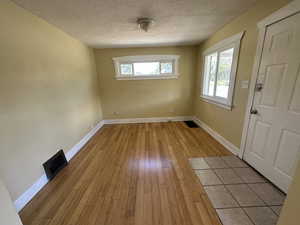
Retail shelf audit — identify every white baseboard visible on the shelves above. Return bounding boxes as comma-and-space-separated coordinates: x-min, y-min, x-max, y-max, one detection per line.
65, 121, 104, 161
14, 174, 48, 213
193, 117, 240, 155
13, 116, 239, 212
104, 116, 240, 156
14, 120, 105, 212
14, 117, 192, 212
104, 116, 193, 124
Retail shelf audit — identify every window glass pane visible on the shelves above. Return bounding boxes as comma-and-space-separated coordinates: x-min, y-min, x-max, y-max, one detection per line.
133, 62, 160, 76
216, 48, 234, 98
161, 62, 173, 74
120, 64, 133, 75
204, 53, 217, 96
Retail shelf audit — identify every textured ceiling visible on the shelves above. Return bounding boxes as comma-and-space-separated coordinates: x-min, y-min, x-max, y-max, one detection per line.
12, 0, 257, 48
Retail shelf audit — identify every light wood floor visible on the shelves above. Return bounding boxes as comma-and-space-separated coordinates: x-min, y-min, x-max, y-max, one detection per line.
20, 122, 231, 225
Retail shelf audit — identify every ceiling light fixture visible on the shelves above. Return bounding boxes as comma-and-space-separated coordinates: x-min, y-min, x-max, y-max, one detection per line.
137, 18, 154, 32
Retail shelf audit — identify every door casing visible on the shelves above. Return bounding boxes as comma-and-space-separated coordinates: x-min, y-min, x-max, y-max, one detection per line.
240, 0, 300, 159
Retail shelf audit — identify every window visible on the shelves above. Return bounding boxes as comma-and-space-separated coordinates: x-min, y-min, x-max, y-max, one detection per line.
201, 31, 244, 109
113, 55, 180, 80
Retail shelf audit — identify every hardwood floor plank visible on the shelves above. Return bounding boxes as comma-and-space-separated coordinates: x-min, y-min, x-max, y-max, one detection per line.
19, 122, 231, 225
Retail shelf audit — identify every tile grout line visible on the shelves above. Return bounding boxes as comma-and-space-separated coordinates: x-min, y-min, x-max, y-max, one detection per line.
241, 207, 257, 225
269, 205, 282, 216
245, 182, 284, 219
210, 158, 257, 225
190, 156, 284, 225
192, 157, 249, 224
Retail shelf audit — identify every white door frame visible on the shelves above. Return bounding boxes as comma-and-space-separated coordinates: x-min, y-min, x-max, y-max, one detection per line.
239, 0, 300, 159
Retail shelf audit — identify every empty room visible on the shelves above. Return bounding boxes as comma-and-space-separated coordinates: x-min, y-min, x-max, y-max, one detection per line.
1, 0, 300, 225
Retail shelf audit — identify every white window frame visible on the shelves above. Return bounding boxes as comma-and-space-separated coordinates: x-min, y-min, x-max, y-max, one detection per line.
200, 31, 244, 110
113, 55, 180, 80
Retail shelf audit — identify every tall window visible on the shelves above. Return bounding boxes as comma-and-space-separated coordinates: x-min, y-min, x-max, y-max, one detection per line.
113, 55, 180, 80
201, 32, 244, 109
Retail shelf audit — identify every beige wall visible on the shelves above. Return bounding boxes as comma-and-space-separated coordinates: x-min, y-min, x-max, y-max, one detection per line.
0, 0, 103, 200
277, 163, 300, 225
0, 179, 23, 225
193, 0, 291, 147
94, 46, 197, 119
0, 0, 295, 209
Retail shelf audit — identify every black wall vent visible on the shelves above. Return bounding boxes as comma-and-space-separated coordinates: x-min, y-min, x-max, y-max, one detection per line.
43, 150, 68, 180
184, 121, 199, 128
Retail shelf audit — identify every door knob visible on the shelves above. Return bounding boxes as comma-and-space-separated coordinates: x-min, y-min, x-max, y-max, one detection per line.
255, 83, 263, 91
250, 109, 258, 114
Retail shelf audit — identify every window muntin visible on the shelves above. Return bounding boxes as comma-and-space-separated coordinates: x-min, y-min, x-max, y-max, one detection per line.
203, 47, 235, 105
203, 48, 234, 100
201, 32, 244, 109
120, 63, 133, 75
119, 61, 174, 76
203, 53, 218, 97
113, 55, 180, 80
215, 48, 234, 98
160, 62, 173, 74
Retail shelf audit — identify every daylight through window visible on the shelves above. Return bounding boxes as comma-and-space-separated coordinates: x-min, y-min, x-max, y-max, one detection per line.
201, 32, 244, 109
113, 55, 180, 80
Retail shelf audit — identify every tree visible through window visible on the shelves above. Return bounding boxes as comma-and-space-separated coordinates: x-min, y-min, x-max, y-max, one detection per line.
113, 55, 180, 80
120, 64, 133, 75
201, 32, 244, 109
161, 62, 173, 74
204, 48, 234, 99
216, 48, 234, 98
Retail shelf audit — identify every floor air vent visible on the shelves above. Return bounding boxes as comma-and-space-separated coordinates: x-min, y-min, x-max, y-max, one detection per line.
184, 121, 199, 128
43, 150, 68, 180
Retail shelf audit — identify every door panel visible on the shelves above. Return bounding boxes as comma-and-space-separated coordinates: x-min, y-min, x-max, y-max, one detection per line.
244, 12, 300, 193
251, 120, 271, 159
261, 64, 286, 106
274, 129, 300, 177
289, 68, 300, 113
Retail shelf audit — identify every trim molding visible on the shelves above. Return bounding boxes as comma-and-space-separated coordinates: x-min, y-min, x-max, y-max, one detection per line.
14, 120, 105, 212
116, 75, 179, 80
112, 55, 180, 62
104, 116, 193, 124
200, 96, 232, 110
200, 31, 244, 110
13, 115, 240, 212
65, 121, 104, 161
193, 117, 240, 156
14, 174, 48, 213
113, 54, 180, 80
13, 117, 191, 212
202, 31, 245, 56
257, 0, 300, 28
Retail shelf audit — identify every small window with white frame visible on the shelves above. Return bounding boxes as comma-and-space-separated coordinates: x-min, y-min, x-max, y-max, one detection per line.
201, 31, 244, 109
113, 55, 180, 80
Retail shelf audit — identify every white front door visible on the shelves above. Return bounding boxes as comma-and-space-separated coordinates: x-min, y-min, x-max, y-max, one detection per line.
244, 12, 300, 193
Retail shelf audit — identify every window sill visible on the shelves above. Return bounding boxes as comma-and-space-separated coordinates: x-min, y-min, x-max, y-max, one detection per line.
116, 75, 179, 80
200, 95, 232, 110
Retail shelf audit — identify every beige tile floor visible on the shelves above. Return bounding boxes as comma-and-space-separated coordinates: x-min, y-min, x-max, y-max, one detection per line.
190, 156, 286, 225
